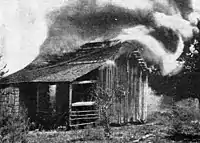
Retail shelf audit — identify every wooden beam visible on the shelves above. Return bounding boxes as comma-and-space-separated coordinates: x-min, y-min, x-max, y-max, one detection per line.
68, 60, 105, 65
139, 70, 143, 121
133, 66, 138, 121
123, 64, 126, 123
116, 66, 121, 124
70, 113, 99, 117
70, 122, 97, 127
69, 83, 73, 127
106, 67, 109, 89
131, 64, 135, 121
126, 58, 130, 123
143, 74, 148, 121
36, 84, 40, 113
70, 116, 99, 121
71, 110, 98, 114
141, 73, 145, 121
72, 80, 97, 85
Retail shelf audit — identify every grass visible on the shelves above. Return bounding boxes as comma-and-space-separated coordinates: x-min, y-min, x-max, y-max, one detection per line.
27, 124, 172, 143
2, 97, 200, 142
27, 101, 200, 143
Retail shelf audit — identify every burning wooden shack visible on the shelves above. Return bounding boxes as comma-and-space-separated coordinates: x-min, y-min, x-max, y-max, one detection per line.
0, 40, 151, 128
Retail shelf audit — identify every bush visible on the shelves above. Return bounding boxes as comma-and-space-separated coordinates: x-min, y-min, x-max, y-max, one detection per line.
146, 98, 200, 142
168, 105, 200, 136
0, 104, 29, 143
91, 83, 127, 138
92, 86, 114, 137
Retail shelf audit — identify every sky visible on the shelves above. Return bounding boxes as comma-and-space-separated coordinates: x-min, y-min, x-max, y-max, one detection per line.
0, 0, 69, 74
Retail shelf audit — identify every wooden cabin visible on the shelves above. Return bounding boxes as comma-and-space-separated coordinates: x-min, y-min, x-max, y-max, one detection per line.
0, 40, 151, 128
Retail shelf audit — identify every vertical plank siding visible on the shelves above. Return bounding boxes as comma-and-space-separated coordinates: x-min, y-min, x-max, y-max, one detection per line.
99, 57, 149, 124
131, 64, 136, 121
134, 66, 139, 121
69, 84, 73, 126
138, 70, 143, 121
143, 74, 148, 121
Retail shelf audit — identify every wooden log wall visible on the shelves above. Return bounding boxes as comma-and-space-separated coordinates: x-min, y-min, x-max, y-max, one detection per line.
0, 87, 20, 114
99, 57, 149, 124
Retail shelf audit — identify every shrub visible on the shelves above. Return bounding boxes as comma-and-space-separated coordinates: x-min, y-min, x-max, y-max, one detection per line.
168, 105, 200, 136
91, 83, 128, 139
146, 98, 200, 142
0, 103, 29, 143
92, 86, 115, 138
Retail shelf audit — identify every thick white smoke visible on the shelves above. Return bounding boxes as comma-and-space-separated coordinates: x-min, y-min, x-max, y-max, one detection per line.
112, 26, 185, 76
108, 0, 200, 75
1, 0, 200, 76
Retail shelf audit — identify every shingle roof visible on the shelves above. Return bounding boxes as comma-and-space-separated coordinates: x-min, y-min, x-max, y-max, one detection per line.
0, 40, 150, 84
0, 41, 122, 84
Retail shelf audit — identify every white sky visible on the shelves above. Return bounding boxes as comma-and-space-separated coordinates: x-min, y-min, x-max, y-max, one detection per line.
0, 0, 69, 75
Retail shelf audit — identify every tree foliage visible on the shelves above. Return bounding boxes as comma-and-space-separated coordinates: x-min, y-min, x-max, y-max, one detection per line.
149, 28, 200, 99
0, 55, 8, 78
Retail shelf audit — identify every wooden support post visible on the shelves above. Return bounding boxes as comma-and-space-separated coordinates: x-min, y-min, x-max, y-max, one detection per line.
99, 67, 103, 89
69, 83, 73, 127
36, 84, 40, 113
110, 66, 114, 122
106, 67, 108, 89
123, 65, 126, 123
131, 64, 135, 121
134, 66, 138, 121
109, 67, 111, 89
72, 80, 97, 85
138, 70, 143, 121
141, 73, 145, 121
118, 65, 123, 123
116, 66, 121, 124
143, 74, 148, 121
126, 58, 130, 123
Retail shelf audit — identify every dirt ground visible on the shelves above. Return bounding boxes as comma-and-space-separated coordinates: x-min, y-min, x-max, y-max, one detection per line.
27, 100, 200, 143
27, 122, 199, 143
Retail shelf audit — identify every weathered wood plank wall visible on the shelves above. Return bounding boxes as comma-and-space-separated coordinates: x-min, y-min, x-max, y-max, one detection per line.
0, 87, 20, 114
99, 57, 149, 124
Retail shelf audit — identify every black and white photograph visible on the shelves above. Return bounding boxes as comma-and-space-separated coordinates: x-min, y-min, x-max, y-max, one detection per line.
1, 0, 200, 142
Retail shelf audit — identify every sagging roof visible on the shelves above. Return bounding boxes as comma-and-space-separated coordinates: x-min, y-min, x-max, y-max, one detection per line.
0, 40, 149, 84
0, 41, 121, 84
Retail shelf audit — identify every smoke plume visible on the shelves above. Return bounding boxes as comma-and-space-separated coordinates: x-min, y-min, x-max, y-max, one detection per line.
2, 0, 200, 76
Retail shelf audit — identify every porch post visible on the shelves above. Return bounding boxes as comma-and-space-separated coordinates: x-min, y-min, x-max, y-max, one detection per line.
138, 70, 143, 121
126, 58, 130, 123
134, 66, 139, 121
69, 83, 73, 127
36, 84, 40, 113
143, 73, 148, 121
